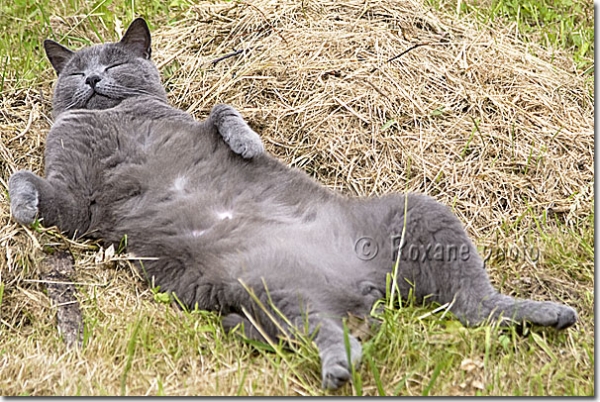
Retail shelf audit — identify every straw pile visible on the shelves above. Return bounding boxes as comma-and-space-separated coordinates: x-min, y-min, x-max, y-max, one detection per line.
0, 0, 594, 392
156, 0, 593, 232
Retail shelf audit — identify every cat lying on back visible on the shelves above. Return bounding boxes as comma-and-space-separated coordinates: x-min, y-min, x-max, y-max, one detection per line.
8, 18, 577, 390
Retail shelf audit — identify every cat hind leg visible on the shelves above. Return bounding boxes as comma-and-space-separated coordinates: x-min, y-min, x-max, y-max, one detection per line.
454, 288, 578, 330
319, 333, 362, 389
445, 239, 578, 329
221, 284, 362, 389
284, 312, 362, 390
380, 193, 577, 330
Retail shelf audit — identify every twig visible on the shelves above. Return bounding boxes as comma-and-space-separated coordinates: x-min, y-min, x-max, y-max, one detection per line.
385, 42, 429, 64
360, 78, 393, 103
370, 33, 450, 73
369, 43, 429, 74
211, 49, 247, 67
40, 249, 83, 349
23, 278, 107, 286
417, 301, 451, 320
9, 105, 36, 144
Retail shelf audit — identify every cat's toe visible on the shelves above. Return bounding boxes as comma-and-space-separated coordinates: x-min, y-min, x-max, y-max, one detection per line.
525, 301, 578, 329
555, 306, 577, 330
8, 172, 39, 225
320, 338, 362, 390
12, 203, 38, 225
322, 362, 352, 390
231, 124, 263, 159
221, 125, 263, 159
222, 313, 245, 332
240, 139, 264, 159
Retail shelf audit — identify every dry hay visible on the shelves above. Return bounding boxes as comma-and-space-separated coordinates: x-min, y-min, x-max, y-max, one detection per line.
155, 0, 593, 234
0, 0, 594, 395
157, 0, 593, 297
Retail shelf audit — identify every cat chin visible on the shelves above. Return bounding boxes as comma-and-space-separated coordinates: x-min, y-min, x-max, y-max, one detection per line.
85, 93, 121, 110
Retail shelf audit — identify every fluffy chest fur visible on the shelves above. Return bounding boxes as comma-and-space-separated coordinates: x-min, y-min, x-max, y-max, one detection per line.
44, 97, 370, 290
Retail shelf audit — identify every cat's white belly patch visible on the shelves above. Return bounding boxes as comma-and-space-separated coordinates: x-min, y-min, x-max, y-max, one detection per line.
191, 229, 206, 237
216, 211, 233, 220
188, 211, 233, 238
172, 176, 188, 192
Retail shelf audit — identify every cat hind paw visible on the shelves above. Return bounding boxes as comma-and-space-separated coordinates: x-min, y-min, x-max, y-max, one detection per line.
554, 305, 577, 330
320, 337, 362, 390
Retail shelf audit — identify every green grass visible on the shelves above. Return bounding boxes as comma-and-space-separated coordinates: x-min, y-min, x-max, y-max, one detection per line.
426, 0, 594, 73
0, 0, 594, 396
0, 0, 189, 91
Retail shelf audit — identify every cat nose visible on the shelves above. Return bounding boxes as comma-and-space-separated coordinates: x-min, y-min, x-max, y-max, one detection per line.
85, 74, 102, 89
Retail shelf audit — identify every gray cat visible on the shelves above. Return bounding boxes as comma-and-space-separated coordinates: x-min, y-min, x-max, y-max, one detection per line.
8, 18, 577, 390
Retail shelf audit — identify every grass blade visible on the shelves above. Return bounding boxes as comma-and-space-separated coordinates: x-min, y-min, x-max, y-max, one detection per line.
121, 317, 143, 396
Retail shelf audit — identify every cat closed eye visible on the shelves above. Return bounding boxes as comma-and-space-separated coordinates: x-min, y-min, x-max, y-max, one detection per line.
69, 72, 85, 77
105, 62, 128, 71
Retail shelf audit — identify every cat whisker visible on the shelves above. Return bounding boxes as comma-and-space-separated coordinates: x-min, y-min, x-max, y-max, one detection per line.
64, 88, 93, 111
107, 83, 159, 98
64, 99, 82, 111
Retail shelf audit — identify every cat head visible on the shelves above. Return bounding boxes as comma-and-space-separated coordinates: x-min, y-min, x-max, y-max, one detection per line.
44, 18, 167, 117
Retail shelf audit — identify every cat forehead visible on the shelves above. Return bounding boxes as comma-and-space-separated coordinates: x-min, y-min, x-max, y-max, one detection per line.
68, 44, 130, 70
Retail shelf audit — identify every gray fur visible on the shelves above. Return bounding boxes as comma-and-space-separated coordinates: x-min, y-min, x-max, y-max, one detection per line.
211, 104, 264, 158
8, 172, 39, 225
9, 18, 577, 390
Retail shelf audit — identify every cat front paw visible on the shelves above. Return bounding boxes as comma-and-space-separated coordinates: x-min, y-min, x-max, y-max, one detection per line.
224, 127, 264, 159
320, 337, 362, 390
211, 104, 264, 159
8, 171, 40, 225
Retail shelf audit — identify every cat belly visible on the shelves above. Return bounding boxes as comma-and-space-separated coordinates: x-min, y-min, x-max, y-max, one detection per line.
126, 196, 370, 284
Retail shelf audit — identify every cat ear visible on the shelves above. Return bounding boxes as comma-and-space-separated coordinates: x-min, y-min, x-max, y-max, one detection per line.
44, 39, 74, 75
120, 18, 152, 59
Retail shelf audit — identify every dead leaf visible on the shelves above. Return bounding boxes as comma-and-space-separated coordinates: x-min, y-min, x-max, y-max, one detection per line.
471, 380, 485, 390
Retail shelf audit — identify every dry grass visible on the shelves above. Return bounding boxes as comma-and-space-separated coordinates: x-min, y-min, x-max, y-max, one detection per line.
0, 0, 593, 396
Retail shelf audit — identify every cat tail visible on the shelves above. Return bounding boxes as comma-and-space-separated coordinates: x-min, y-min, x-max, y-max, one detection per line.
453, 288, 578, 330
